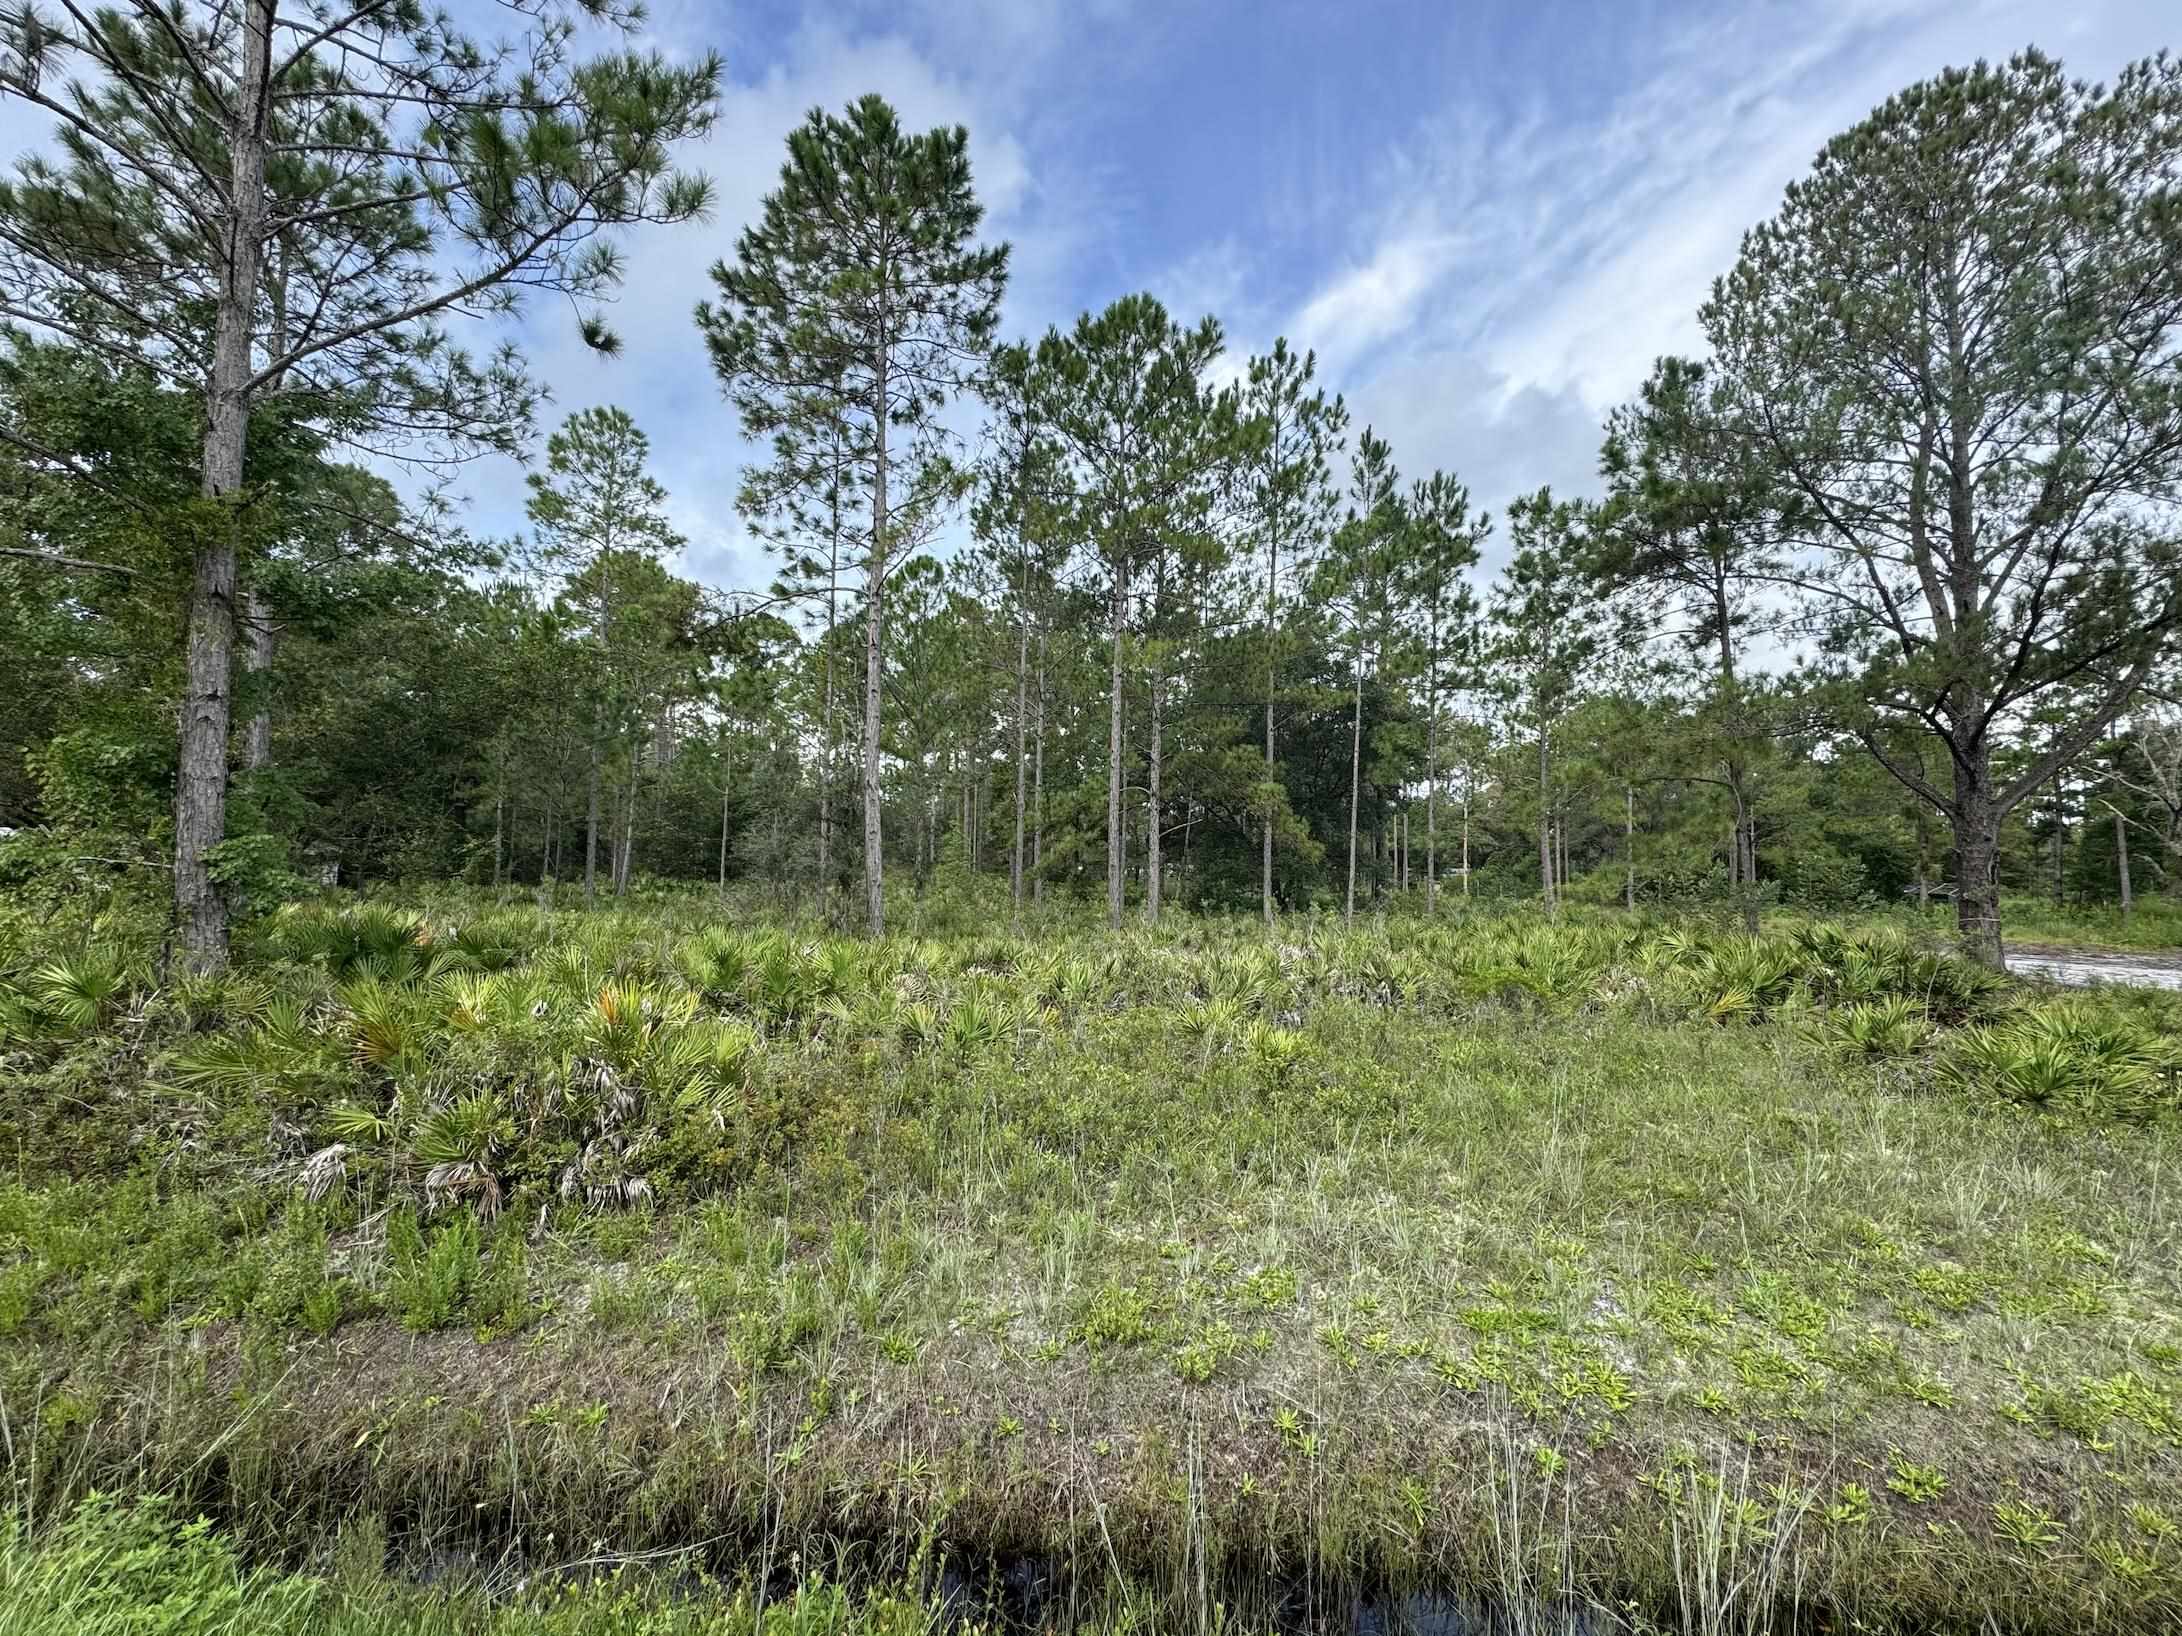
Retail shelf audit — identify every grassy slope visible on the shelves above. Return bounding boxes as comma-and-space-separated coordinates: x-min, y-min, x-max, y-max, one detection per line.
3, 898, 2180, 1632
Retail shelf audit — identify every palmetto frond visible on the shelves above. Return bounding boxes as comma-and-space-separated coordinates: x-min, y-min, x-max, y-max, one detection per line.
31, 951, 127, 1032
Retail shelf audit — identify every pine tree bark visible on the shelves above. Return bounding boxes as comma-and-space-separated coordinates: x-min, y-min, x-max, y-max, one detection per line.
2116, 808, 2133, 916
175, 0, 274, 975
1107, 564, 1127, 929
243, 592, 276, 772
1952, 755, 2004, 968
1146, 664, 1164, 923
1625, 784, 1636, 911
862, 368, 889, 937
1537, 728, 1554, 913
1344, 634, 1363, 927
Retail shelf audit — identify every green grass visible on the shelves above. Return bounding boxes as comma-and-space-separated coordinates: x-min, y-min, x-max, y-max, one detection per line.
2, 890, 2180, 1631
0, 1492, 990, 1635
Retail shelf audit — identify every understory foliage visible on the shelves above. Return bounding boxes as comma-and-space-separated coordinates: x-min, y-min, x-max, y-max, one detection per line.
1, 894, 2172, 1272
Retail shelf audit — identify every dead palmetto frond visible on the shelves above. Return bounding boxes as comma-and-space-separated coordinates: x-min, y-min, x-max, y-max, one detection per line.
558, 1134, 653, 1211
299, 1142, 352, 1201
424, 1159, 503, 1219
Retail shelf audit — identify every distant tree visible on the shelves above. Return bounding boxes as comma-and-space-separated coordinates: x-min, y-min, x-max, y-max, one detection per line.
2115, 709, 2182, 889
1596, 356, 1784, 930
1315, 427, 1406, 926
525, 409, 687, 908
699, 94, 1010, 936
972, 343, 1072, 922
1237, 339, 1347, 927
1031, 295, 1226, 927
1703, 50, 2182, 965
1402, 469, 1486, 914
0, 0, 717, 972
735, 373, 868, 909
1489, 490, 1612, 913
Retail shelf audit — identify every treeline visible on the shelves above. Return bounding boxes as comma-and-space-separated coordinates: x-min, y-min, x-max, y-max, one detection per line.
4, 22, 2181, 968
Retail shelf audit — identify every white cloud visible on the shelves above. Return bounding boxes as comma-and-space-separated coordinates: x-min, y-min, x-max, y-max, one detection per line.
1253, 0, 2179, 545
1290, 231, 1464, 381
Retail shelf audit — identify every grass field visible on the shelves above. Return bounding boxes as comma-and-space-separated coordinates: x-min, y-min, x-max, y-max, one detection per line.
2, 889, 2179, 1632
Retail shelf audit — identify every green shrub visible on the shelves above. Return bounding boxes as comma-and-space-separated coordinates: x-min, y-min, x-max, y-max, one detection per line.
388, 1209, 480, 1332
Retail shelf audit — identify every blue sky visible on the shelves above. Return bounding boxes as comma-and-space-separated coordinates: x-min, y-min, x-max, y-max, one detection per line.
9, 0, 2175, 588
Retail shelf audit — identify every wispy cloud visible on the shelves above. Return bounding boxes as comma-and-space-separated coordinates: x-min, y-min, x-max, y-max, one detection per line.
1250, 0, 2173, 541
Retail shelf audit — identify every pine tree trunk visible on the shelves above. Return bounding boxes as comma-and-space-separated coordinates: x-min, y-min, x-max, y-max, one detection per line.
617, 767, 636, 895
1625, 784, 1635, 911
1263, 527, 1278, 932
719, 774, 731, 903
1011, 606, 1028, 920
863, 373, 889, 938
1032, 631, 1046, 904
2042, 802, 2059, 916
818, 489, 840, 907
1425, 699, 1438, 915
174, 0, 275, 976
1107, 566, 1127, 929
243, 592, 276, 771
818, 614, 833, 902
1146, 665, 1163, 923
1740, 807, 1759, 937
2116, 808, 2133, 917
1345, 637, 1363, 928
583, 729, 602, 909
1537, 728, 1554, 913
1952, 755, 2005, 969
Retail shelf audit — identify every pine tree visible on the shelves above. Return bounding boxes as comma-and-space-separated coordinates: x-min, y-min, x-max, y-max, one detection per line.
1030, 295, 1226, 928
1315, 427, 1406, 927
698, 94, 1010, 937
1703, 50, 2182, 964
1402, 470, 1486, 914
1238, 339, 1347, 926
1490, 491, 1610, 914
524, 409, 687, 909
1595, 356, 1780, 931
